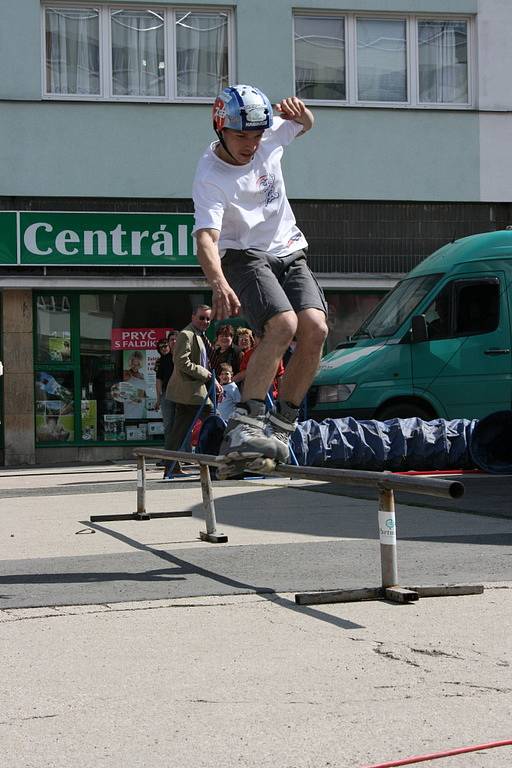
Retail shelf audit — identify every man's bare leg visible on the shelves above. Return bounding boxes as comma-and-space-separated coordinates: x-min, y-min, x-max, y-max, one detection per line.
261, 307, 327, 463
279, 308, 328, 406
242, 311, 297, 401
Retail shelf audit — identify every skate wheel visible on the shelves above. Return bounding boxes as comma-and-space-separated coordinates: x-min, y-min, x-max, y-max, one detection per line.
246, 457, 276, 474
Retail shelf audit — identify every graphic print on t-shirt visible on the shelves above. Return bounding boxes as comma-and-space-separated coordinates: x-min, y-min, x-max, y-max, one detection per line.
257, 173, 279, 206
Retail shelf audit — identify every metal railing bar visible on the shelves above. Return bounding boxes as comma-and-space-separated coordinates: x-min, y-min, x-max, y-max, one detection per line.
133, 449, 463, 499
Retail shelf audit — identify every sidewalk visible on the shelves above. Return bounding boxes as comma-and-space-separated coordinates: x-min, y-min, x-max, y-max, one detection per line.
0, 462, 511, 767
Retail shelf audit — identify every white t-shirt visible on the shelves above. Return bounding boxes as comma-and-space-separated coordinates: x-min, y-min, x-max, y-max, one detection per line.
192, 117, 308, 258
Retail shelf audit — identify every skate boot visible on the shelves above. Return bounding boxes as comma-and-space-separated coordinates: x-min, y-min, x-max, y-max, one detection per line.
217, 400, 280, 479
265, 401, 299, 465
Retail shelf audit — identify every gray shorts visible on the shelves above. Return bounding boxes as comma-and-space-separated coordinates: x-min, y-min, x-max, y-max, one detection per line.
221, 248, 327, 334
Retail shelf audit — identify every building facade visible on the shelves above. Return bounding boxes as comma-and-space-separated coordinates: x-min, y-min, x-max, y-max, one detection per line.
1, 0, 511, 465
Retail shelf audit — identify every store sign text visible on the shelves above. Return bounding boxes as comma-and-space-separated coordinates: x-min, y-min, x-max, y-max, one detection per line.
0, 211, 199, 267
111, 328, 173, 350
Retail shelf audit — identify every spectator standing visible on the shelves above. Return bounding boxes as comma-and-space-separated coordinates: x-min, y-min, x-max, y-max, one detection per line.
233, 327, 254, 391
164, 305, 222, 477
210, 324, 242, 377
217, 363, 241, 422
154, 331, 178, 459
237, 331, 284, 403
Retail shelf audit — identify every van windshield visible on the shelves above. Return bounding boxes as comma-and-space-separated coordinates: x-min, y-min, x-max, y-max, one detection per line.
351, 274, 442, 339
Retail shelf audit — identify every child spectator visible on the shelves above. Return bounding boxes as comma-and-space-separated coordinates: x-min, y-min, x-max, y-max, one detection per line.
217, 363, 241, 423
236, 331, 284, 402
233, 327, 255, 390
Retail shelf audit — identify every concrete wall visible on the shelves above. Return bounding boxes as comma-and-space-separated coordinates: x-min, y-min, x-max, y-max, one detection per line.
2, 290, 35, 465
477, 0, 512, 201
0, 102, 481, 201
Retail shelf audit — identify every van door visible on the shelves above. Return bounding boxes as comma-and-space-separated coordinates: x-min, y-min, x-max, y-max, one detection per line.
411, 274, 512, 418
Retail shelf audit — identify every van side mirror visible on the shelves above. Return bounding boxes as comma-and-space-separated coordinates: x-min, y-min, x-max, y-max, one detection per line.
411, 314, 428, 343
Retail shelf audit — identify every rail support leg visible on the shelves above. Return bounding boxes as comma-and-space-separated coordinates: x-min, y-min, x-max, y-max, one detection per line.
199, 463, 228, 544
90, 453, 192, 522
135, 454, 151, 520
379, 487, 418, 603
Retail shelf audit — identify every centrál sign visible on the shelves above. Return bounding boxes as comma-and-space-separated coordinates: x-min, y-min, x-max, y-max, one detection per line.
0, 211, 198, 266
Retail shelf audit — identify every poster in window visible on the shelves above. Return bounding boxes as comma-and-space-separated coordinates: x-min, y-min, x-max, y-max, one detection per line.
48, 334, 72, 362
110, 328, 172, 421
81, 400, 97, 441
35, 372, 74, 442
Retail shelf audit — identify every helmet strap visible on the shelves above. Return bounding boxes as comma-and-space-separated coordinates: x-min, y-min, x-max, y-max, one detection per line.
215, 129, 239, 163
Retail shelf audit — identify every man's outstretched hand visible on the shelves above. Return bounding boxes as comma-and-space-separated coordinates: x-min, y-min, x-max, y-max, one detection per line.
211, 277, 241, 320
274, 97, 314, 133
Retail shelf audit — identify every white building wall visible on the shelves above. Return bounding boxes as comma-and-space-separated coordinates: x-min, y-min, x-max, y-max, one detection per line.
478, 0, 512, 201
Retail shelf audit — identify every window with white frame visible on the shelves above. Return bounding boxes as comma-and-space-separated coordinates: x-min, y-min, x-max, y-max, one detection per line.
43, 5, 232, 100
418, 20, 468, 104
294, 13, 471, 107
294, 15, 346, 101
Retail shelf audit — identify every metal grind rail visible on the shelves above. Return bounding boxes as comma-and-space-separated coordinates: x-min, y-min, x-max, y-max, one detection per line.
91, 448, 483, 606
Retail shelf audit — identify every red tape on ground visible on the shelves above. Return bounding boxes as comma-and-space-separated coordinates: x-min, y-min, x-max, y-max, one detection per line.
362, 738, 512, 767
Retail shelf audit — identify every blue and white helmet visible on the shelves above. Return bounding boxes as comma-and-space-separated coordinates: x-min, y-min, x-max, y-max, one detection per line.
213, 84, 273, 133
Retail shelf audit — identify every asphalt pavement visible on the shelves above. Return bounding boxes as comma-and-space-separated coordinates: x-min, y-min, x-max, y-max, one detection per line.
0, 461, 511, 767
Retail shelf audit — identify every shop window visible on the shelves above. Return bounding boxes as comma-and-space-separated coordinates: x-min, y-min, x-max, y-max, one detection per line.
79, 291, 209, 443
35, 295, 72, 362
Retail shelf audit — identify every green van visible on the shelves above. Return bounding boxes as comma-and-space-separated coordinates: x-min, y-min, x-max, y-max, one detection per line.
309, 230, 512, 421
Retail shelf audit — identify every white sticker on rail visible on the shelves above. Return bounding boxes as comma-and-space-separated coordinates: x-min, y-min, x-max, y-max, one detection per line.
378, 510, 396, 544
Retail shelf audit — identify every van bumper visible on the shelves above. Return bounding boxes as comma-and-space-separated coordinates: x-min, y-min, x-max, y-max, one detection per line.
307, 406, 376, 422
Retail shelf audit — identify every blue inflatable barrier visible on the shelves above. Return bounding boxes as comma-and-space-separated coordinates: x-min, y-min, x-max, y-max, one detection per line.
468, 410, 512, 474
290, 416, 477, 472
198, 411, 512, 474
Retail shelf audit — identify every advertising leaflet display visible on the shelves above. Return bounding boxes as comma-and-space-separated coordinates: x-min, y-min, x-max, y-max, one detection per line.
35, 372, 74, 442
103, 414, 126, 442
81, 400, 97, 441
109, 328, 173, 441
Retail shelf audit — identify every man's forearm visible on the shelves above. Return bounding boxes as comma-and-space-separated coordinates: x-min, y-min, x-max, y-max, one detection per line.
197, 237, 227, 292
195, 229, 241, 319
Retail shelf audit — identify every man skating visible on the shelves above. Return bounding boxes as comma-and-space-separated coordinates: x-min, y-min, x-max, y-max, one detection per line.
192, 84, 328, 474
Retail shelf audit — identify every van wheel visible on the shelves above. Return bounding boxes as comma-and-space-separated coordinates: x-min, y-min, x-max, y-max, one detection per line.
376, 402, 435, 421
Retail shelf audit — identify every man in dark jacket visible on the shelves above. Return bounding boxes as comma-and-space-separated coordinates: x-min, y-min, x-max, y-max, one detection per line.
154, 331, 178, 460
164, 305, 222, 477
